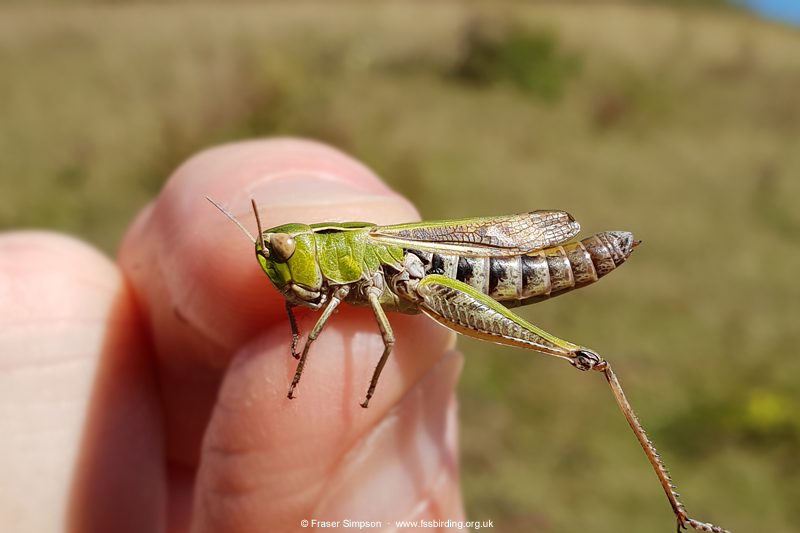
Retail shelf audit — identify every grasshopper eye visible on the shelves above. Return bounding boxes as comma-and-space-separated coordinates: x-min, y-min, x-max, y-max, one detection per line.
271, 233, 296, 262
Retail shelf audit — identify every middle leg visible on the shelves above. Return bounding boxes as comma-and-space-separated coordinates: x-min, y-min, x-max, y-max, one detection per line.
361, 289, 395, 408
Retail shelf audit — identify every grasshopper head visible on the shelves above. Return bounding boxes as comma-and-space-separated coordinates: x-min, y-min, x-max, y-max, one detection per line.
255, 223, 322, 293
206, 196, 323, 296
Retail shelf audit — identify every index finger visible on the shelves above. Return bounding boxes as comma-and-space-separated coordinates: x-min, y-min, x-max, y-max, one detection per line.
117, 138, 457, 464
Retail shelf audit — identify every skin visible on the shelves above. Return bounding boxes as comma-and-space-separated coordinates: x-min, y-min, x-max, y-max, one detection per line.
0, 139, 464, 533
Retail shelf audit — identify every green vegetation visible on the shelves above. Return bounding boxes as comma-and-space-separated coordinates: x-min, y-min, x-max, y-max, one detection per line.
2, 2, 799, 532
451, 26, 581, 101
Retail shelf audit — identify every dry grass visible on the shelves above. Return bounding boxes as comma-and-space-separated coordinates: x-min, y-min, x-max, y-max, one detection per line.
2, 2, 799, 531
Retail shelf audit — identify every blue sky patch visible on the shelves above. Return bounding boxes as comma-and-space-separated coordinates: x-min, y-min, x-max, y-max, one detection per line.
741, 0, 800, 26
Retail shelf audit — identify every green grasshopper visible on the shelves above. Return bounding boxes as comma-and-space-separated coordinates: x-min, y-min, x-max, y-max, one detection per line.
208, 197, 729, 533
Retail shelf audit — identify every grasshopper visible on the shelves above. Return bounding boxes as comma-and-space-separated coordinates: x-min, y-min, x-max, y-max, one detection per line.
208, 197, 729, 533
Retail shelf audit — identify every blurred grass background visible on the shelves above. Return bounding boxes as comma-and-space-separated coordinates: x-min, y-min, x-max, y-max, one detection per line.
2, 1, 799, 531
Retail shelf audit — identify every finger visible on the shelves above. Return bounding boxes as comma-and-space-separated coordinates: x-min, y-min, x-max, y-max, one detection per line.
194, 339, 464, 532
0, 232, 163, 533
120, 138, 415, 363
117, 138, 456, 462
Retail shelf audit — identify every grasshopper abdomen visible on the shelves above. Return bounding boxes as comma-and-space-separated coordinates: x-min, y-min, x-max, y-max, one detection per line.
404, 231, 639, 308
513, 230, 640, 305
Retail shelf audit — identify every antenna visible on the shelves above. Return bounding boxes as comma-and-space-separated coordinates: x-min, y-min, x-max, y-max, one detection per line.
251, 199, 268, 253
206, 196, 256, 244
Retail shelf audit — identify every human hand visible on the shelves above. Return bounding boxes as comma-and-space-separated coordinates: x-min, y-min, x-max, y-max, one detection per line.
0, 139, 464, 532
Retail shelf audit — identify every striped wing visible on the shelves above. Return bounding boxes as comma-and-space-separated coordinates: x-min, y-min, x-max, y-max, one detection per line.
368, 211, 580, 257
